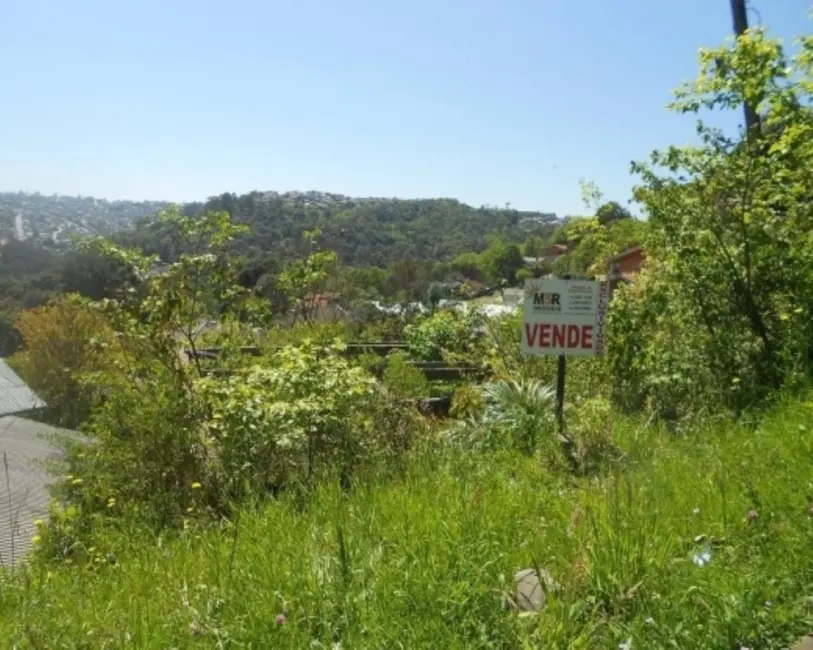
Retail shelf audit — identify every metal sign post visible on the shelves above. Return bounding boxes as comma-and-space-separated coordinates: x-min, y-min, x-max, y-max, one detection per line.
555, 354, 566, 433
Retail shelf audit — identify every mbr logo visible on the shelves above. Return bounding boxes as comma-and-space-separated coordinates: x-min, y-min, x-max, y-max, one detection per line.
533, 292, 560, 306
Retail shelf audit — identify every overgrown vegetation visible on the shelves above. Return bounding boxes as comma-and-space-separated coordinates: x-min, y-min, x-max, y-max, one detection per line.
2, 401, 812, 647
1, 18, 813, 650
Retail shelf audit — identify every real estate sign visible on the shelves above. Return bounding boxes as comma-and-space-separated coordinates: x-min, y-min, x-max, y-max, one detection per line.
522, 278, 609, 357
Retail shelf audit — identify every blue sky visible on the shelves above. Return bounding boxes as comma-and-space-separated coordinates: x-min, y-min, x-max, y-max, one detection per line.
0, 0, 808, 216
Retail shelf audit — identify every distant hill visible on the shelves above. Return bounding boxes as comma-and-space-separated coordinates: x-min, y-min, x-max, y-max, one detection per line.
0, 191, 559, 266
122, 190, 561, 267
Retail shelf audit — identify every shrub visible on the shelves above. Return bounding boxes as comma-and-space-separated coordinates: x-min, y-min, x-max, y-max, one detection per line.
449, 385, 484, 419
564, 395, 623, 475
404, 308, 485, 363
197, 341, 421, 497
11, 295, 120, 427
43, 341, 423, 558
382, 351, 430, 399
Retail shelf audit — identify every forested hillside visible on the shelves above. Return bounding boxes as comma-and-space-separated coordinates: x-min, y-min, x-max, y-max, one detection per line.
0, 190, 572, 353
0, 189, 637, 356
1, 190, 559, 264
115, 191, 561, 267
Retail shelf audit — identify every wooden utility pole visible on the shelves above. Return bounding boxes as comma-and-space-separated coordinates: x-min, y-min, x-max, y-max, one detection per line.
729, 0, 761, 133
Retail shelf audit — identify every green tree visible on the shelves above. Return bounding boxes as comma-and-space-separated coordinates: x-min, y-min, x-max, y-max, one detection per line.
425, 281, 446, 312
523, 236, 544, 258
578, 179, 604, 212
611, 22, 813, 415
596, 201, 632, 226
276, 228, 339, 324
483, 241, 524, 285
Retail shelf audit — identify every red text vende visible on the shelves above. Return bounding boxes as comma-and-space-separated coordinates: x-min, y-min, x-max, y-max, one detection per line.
524, 323, 594, 350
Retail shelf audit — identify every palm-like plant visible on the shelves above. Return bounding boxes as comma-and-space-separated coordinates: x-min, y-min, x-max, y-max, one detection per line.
483, 379, 555, 455
449, 379, 555, 455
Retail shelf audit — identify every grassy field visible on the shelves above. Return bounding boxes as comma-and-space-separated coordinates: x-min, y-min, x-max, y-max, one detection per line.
1, 398, 812, 648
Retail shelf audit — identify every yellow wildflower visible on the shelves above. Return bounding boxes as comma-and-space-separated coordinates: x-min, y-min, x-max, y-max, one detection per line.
191, 482, 202, 489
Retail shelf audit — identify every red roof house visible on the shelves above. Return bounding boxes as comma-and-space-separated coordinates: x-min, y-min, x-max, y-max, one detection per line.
609, 246, 646, 281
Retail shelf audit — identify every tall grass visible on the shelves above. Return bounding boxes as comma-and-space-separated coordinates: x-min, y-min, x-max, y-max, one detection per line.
1, 398, 811, 648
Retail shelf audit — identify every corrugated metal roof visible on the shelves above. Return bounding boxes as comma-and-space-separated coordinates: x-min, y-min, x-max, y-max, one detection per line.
0, 416, 72, 567
0, 359, 46, 417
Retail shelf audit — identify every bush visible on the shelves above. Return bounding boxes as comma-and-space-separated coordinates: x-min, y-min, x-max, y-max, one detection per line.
404, 308, 485, 363
382, 351, 430, 399
564, 395, 623, 475
197, 341, 421, 497
11, 296, 120, 427
42, 342, 423, 557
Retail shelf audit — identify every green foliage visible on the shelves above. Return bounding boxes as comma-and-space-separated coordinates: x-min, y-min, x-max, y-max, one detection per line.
448, 378, 557, 457
79, 206, 264, 384
52, 369, 207, 539
424, 281, 447, 311
483, 240, 525, 284
382, 351, 431, 399
481, 378, 556, 455
11, 296, 120, 428
6, 396, 813, 648
547, 215, 647, 278
578, 178, 605, 212
563, 395, 622, 475
404, 309, 485, 363
523, 235, 544, 258
449, 385, 484, 419
198, 341, 416, 497
29, 208, 270, 537
0, 313, 22, 356
596, 200, 632, 226
276, 228, 339, 325
610, 23, 813, 418
515, 267, 533, 283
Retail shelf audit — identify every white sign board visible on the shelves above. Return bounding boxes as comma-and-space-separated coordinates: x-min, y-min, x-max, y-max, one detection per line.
522, 278, 609, 357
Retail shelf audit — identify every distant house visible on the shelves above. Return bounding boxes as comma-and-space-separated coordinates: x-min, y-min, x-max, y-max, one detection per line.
368, 300, 427, 317
476, 303, 518, 318
609, 246, 646, 281
291, 292, 348, 324
539, 244, 568, 265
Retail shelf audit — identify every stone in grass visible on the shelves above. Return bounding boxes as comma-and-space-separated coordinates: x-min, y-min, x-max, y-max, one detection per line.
514, 568, 560, 612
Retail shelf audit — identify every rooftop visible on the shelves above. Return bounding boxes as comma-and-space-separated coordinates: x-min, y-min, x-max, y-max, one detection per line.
0, 416, 78, 566
0, 360, 45, 417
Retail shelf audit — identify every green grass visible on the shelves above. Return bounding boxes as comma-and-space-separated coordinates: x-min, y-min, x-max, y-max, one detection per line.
1, 399, 812, 648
